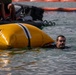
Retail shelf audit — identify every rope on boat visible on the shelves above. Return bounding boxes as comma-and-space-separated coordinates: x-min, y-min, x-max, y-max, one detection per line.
43, 20, 55, 26
40, 20, 56, 29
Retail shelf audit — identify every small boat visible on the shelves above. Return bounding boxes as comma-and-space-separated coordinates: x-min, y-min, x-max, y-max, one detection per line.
0, 23, 54, 49
14, 4, 44, 21
0, 20, 55, 29
0, 4, 55, 29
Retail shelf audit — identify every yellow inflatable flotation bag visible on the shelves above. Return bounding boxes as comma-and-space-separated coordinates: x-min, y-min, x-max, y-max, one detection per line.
0, 23, 54, 49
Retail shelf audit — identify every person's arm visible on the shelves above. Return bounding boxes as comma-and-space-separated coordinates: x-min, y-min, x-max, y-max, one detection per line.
42, 42, 56, 48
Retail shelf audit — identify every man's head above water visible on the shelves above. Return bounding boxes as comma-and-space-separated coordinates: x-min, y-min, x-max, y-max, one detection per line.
56, 35, 66, 49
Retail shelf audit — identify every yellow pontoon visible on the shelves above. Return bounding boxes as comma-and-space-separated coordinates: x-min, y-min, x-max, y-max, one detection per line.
0, 23, 54, 49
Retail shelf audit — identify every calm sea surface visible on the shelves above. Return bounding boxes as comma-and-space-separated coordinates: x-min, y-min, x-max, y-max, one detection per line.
0, 2, 76, 75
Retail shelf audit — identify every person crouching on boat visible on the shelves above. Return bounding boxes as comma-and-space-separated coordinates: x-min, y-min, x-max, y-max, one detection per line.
0, 0, 16, 20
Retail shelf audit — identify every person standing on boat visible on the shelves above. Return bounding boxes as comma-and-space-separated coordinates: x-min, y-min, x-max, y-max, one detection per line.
0, 0, 16, 20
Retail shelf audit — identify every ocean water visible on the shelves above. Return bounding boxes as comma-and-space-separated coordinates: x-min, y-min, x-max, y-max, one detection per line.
13, 2, 76, 8
0, 3, 76, 75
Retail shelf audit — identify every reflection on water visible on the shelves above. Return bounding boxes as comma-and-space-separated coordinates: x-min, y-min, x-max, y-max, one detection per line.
0, 11, 76, 75
0, 49, 41, 75
0, 50, 11, 75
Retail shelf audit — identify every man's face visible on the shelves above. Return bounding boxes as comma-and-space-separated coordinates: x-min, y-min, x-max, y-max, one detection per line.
56, 37, 66, 49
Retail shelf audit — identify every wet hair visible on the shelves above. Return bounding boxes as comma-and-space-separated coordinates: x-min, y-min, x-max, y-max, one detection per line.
56, 35, 66, 41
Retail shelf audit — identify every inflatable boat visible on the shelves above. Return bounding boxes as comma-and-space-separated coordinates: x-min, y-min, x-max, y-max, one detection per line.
0, 20, 55, 29
0, 23, 54, 49
0, 21, 45, 29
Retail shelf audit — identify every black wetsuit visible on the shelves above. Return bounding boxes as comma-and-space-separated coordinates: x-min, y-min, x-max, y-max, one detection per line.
42, 43, 69, 49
